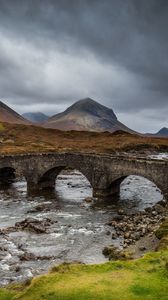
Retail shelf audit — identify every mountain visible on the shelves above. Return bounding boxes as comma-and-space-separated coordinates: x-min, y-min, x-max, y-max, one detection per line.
44, 98, 135, 133
155, 127, 168, 137
0, 101, 30, 125
22, 112, 48, 123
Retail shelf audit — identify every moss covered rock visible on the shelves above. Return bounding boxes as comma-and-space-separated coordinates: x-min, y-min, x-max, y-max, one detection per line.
155, 219, 168, 250
155, 219, 168, 239
103, 245, 133, 260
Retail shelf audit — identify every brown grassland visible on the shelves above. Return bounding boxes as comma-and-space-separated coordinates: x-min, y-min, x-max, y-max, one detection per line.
0, 122, 168, 155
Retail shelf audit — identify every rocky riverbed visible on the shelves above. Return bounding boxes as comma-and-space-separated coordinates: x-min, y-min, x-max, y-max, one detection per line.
103, 200, 167, 260
106, 200, 167, 248
0, 170, 165, 286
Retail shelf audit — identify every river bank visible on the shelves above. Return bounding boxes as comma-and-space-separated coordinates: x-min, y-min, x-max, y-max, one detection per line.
1, 248, 168, 300
1, 219, 168, 299
0, 169, 166, 287
103, 199, 168, 260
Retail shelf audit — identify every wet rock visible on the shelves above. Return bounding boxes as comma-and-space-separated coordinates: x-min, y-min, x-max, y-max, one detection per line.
27, 203, 51, 213
106, 230, 111, 236
9, 265, 21, 272
111, 232, 117, 239
19, 252, 36, 261
57, 176, 65, 180
84, 197, 93, 203
0, 245, 8, 251
22, 269, 33, 280
15, 217, 55, 234
15, 265, 21, 273
71, 184, 81, 188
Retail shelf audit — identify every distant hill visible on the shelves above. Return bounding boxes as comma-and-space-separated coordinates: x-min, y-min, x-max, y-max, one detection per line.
22, 112, 48, 123
155, 127, 168, 137
44, 98, 135, 133
0, 100, 30, 125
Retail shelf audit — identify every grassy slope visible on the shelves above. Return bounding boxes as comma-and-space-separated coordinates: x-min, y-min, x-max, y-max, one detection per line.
0, 122, 168, 154
0, 250, 168, 300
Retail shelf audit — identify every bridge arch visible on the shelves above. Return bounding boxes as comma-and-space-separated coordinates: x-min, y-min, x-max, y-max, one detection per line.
106, 174, 164, 199
37, 165, 93, 191
0, 167, 16, 184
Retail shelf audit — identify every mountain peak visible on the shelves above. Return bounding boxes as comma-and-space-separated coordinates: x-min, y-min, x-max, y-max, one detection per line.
44, 98, 135, 133
73, 97, 99, 106
158, 127, 168, 131
156, 127, 168, 137
64, 98, 117, 121
0, 100, 29, 125
76, 97, 94, 103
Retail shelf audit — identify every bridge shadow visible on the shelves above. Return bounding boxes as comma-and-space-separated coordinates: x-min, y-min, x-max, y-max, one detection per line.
0, 167, 16, 184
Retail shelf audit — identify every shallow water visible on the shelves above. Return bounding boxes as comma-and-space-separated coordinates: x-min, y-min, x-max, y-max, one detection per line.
0, 170, 163, 286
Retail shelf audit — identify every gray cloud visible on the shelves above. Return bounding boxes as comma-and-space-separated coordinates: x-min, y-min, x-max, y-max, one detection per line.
0, 0, 168, 132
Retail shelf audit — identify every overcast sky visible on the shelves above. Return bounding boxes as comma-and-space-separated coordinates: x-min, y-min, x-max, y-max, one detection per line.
0, 0, 168, 133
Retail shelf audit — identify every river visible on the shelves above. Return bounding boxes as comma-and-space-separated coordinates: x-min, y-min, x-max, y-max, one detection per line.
0, 168, 163, 286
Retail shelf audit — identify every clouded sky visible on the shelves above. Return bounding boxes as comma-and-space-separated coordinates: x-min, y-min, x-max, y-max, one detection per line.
0, 0, 168, 133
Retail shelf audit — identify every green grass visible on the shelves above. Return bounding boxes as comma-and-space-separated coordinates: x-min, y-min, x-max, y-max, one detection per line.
1, 251, 168, 300
0, 289, 15, 300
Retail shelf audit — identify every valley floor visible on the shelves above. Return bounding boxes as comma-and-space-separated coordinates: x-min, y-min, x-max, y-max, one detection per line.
0, 122, 168, 155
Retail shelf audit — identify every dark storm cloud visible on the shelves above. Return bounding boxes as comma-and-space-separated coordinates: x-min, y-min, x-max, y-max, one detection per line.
0, 0, 168, 132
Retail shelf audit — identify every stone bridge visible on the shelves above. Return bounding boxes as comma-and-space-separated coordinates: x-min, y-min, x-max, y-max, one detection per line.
0, 152, 167, 199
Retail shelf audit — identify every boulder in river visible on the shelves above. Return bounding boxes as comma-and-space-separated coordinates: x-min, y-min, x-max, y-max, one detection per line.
15, 217, 55, 234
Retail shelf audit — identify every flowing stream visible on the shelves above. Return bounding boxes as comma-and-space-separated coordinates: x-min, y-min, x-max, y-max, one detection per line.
0, 169, 163, 286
